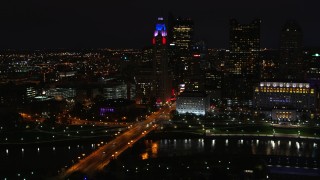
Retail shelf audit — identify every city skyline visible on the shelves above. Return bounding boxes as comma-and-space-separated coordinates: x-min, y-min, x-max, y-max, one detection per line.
1, 2, 320, 178
0, 0, 319, 49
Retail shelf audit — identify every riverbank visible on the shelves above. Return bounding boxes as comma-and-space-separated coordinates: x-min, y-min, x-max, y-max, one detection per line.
147, 130, 320, 142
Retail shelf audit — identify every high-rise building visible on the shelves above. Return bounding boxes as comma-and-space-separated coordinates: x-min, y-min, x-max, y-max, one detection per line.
228, 19, 261, 75
184, 41, 208, 93
168, 16, 194, 87
171, 17, 194, 52
224, 19, 261, 101
152, 17, 172, 104
279, 20, 303, 80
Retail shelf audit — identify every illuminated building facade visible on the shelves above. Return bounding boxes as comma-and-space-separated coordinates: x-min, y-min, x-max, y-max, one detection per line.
176, 91, 210, 116
224, 19, 260, 102
253, 82, 317, 122
26, 87, 36, 100
168, 17, 194, 87
152, 17, 172, 104
45, 88, 76, 100
103, 82, 135, 100
228, 19, 260, 75
171, 17, 194, 52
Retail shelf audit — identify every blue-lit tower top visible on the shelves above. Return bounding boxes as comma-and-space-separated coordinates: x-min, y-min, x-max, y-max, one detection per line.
153, 17, 167, 45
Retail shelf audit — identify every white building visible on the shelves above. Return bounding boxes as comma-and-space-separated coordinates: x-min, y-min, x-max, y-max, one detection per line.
176, 91, 210, 116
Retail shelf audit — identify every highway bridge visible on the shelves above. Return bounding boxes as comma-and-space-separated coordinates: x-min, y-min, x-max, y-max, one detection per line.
58, 105, 173, 179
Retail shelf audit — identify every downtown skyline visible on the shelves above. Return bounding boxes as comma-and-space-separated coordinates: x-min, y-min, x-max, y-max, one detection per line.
1, 1, 320, 179
0, 0, 319, 49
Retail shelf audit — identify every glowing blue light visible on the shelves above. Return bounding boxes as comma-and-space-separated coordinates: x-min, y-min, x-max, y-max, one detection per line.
153, 17, 167, 39
154, 23, 167, 37
156, 24, 166, 31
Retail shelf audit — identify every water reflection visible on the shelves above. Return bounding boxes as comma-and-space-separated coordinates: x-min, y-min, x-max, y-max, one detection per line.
198, 139, 204, 148
141, 152, 148, 160
271, 140, 275, 149
151, 142, 158, 157
212, 140, 215, 148
1, 139, 111, 178
140, 138, 319, 159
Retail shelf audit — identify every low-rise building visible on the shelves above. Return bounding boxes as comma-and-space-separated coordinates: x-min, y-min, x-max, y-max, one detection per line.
176, 91, 210, 115
253, 82, 317, 123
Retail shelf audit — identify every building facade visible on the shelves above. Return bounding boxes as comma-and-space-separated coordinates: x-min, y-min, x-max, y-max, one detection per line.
168, 16, 194, 88
171, 17, 194, 53
45, 88, 76, 100
103, 82, 135, 100
224, 19, 261, 101
253, 82, 317, 123
176, 91, 210, 116
279, 20, 303, 80
228, 19, 260, 75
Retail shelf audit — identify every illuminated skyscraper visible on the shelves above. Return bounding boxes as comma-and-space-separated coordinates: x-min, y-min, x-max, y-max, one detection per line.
228, 19, 260, 75
152, 17, 171, 104
171, 17, 194, 53
168, 16, 194, 88
224, 19, 260, 101
279, 20, 303, 80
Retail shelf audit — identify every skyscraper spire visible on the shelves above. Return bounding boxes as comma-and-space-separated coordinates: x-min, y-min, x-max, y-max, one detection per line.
152, 17, 167, 45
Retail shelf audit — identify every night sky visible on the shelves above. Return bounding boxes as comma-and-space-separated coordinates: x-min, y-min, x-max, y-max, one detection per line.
0, 0, 319, 49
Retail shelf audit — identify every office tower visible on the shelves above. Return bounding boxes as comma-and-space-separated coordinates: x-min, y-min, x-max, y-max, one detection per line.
168, 16, 194, 87
184, 41, 208, 92
152, 17, 171, 104
228, 19, 261, 75
171, 17, 194, 53
224, 19, 261, 101
279, 20, 303, 80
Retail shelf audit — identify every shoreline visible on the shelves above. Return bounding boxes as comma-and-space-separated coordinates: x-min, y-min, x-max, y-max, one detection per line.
147, 130, 320, 142
1, 130, 319, 146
